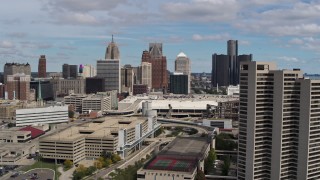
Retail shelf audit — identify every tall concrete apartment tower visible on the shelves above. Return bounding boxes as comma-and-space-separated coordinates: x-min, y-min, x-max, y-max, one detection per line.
97, 36, 120, 92
141, 43, 167, 91
175, 52, 191, 94
38, 55, 46, 78
238, 61, 320, 180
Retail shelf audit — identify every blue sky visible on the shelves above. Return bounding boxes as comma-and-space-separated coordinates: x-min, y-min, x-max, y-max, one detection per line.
0, 0, 320, 73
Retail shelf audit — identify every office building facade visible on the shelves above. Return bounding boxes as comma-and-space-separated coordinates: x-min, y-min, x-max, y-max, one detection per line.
85, 77, 105, 94
6, 74, 31, 100
211, 40, 252, 87
62, 64, 78, 79
238, 61, 320, 180
141, 44, 167, 91
16, 105, 68, 126
97, 59, 120, 92
121, 65, 134, 93
175, 52, 191, 93
50, 78, 85, 97
140, 62, 152, 89
169, 73, 188, 94
3, 63, 31, 84
38, 55, 46, 78
82, 64, 96, 78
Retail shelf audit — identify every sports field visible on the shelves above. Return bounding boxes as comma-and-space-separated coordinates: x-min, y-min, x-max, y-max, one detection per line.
145, 156, 196, 172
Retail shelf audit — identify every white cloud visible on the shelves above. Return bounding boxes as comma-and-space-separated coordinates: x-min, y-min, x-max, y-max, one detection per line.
192, 33, 231, 41
289, 38, 304, 45
162, 0, 240, 22
278, 56, 300, 62
47, 0, 127, 12
0, 41, 15, 48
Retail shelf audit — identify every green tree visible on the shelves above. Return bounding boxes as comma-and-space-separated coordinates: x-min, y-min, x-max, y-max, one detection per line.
204, 149, 217, 174
111, 153, 121, 163
64, 159, 73, 170
221, 156, 231, 176
195, 170, 206, 180
68, 110, 75, 118
216, 133, 237, 151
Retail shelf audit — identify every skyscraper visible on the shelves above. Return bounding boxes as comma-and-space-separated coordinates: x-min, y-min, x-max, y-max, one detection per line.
38, 55, 46, 78
62, 64, 78, 79
3, 63, 31, 84
170, 72, 188, 94
227, 40, 238, 85
238, 61, 320, 180
212, 54, 229, 87
105, 35, 120, 60
175, 52, 191, 94
141, 43, 168, 91
81, 64, 96, 78
140, 62, 152, 89
121, 65, 134, 93
6, 73, 30, 100
97, 36, 121, 92
211, 40, 252, 87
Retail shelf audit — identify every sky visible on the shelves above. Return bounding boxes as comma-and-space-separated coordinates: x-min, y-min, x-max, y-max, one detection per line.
0, 0, 320, 73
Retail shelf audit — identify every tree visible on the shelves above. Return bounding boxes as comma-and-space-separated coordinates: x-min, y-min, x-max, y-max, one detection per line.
105, 159, 112, 167
111, 153, 121, 163
195, 170, 206, 180
94, 160, 103, 169
64, 159, 73, 170
204, 149, 217, 174
68, 110, 75, 118
221, 156, 231, 176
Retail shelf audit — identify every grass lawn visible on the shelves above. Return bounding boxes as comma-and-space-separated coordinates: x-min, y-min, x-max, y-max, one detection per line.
21, 160, 61, 180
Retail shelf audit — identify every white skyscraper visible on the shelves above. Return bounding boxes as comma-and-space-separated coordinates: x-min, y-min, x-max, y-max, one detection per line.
175, 52, 191, 93
238, 61, 320, 180
82, 64, 96, 78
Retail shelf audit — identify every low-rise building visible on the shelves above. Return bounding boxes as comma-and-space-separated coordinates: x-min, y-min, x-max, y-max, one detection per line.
15, 105, 68, 126
0, 130, 31, 143
82, 94, 111, 114
39, 115, 160, 164
202, 119, 232, 129
0, 142, 37, 165
64, 94, 87, 112
137, 137, 210, 180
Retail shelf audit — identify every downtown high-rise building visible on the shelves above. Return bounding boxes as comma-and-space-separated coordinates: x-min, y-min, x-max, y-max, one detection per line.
62, 64, 78, 79
6, 73, 31, 100
3, 63, 31, 84
81, 64, 96, 78
141, 43, 167, 91
175, 52, 191, 93
38, 55, 46, 78
238, 61, 320, 180
121, 65, 134, 93
97, 36, 120, 92
140, 62, 152, 89
211, 40, 252, 87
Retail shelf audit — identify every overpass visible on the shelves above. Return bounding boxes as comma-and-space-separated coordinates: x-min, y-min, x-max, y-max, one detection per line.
157, 118, 215, 134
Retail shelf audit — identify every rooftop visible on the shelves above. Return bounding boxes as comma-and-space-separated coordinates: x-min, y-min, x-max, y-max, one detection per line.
40, 116, 147, 141
144, 137, 209, 172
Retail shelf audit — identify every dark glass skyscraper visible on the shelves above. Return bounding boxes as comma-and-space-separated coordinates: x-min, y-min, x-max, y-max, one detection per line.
62, 64, 78, 79
211, 40, 252, 87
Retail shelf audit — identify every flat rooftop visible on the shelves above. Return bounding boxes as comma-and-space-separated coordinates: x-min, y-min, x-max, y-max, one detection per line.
40, 116, 147, 141
144, 137, 209, 172
159, 137, 209, 157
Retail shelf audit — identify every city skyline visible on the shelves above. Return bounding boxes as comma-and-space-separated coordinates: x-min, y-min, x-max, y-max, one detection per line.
0, 0, 320, 73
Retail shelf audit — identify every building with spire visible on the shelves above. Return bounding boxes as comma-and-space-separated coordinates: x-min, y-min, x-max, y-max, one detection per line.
105, 35, 120, 60
141, 43, 167, 91
38, 55, 46, 78
175, 52, 191, 94
97, 35, 121, 92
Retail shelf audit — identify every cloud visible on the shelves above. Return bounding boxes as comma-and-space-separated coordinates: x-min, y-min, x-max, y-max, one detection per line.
47, 0, 127, 12
192, 33, 231, 41
20, 41, 53, 49
162, 0, 239, 22
7, 32, 27, 38
54, 12, 100, 25
0, 41, 15, 48
278, 56, 300, 62
289, 38, 304, 45
239, 40, 250, 45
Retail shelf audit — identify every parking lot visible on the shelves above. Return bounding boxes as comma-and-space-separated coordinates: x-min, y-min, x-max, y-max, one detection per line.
7, 169, 54, 180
